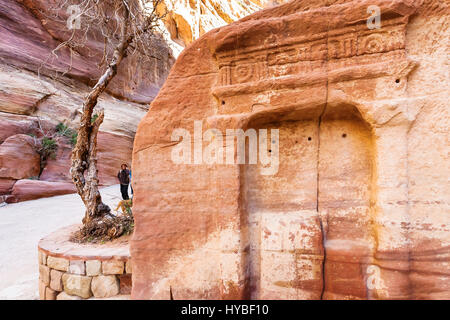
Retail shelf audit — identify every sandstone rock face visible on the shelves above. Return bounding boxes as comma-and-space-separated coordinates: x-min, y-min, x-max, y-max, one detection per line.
0, 134, 40, 180
0, 0, 267, 203
5, 180, 77, 203
38, 142, 73, 183
0, 179, 15, 196
0, 114, 37, 143
0, 0, 173, 202
3, 0, 172, 105
157, 0, 288, 56
132, 0, 449, 300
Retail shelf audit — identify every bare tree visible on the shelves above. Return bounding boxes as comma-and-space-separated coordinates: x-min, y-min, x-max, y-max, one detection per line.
41, 0, 167, 240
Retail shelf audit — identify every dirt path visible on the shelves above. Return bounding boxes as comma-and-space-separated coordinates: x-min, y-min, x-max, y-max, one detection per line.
0, 185, 125, 300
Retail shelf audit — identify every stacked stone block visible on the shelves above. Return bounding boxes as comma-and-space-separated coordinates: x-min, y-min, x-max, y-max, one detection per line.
38, 249, 132, 300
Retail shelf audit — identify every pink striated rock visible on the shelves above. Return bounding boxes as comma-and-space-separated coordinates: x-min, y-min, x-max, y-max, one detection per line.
0, 178, 15, 195
40, 132, 134, 186
0, 0, 173, 201
131, 0, 449, 300
0, 134, 40, 180
0, 0, 277, 203
0, 115, 38, 143
97, 132, 134, 186
39, 141, 72, 183
5, 180, 76, 203
2, 0, 172, 104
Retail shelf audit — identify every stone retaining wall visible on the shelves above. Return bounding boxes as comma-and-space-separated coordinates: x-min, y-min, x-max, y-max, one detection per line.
38, 225, 131, 300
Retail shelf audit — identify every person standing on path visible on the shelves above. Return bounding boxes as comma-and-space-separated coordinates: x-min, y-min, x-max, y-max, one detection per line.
117, 164, 130, 200
129, 168, 133, 197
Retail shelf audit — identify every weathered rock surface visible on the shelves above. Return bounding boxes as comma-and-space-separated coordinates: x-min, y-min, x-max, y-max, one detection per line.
157, 0, 284, 54
5, 180, 77, 203
0, 134, 40, 180
50, 269, 64, 292
86, 260, 102, 277
132, 0, 449, 300
69, 260, 86, 275
45, 287, 57, 300
0, 0, 267, 203
0, 179, 15, 196
102, 260, 125, 275
0, 0, 173, 202
119, 274, 132, 295
47, 256, 69, 272
62, 273, 92, 299
91, 275, 120, 298
39, 265, 50, 286
2, 0, 172, 105
0, 113, 37, 143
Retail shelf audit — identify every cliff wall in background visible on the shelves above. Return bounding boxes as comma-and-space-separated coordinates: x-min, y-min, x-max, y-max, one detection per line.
0, 0, 269, 203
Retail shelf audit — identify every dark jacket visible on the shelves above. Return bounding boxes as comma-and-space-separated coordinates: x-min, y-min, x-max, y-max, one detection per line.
118, 169, 130, 185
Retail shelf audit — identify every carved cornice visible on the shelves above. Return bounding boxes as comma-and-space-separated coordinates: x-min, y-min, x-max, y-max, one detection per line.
211, 0, 420, 110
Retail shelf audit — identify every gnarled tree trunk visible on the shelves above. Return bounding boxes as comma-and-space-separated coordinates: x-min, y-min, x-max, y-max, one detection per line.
68, 1, 161, 231
70, 10, 132, 224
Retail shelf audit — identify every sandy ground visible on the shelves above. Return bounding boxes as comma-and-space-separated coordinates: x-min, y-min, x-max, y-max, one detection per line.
0, 184, 127, 300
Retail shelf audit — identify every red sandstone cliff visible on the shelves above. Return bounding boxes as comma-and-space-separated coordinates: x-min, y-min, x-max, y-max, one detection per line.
0, 0, 174, 203
131, 0, 449, 300
0, 0, 268, 203
157, 0, 286, 55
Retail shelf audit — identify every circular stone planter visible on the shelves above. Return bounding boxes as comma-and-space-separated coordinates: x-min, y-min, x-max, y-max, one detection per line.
38, 224, 131, 300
